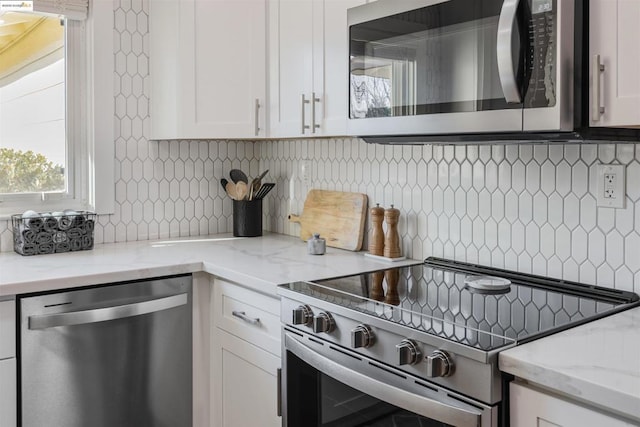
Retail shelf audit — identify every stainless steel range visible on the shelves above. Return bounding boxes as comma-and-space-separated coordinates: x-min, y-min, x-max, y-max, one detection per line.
278, 257, 639, 427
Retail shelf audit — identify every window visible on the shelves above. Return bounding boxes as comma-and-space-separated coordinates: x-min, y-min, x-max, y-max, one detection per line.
0, 0, 113, 217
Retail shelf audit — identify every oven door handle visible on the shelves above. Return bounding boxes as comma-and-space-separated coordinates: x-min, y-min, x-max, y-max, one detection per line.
497, 0, 522, 103
286, 334, 483, 427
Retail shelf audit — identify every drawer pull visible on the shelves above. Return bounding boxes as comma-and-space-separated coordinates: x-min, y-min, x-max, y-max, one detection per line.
232, 310, 260, 325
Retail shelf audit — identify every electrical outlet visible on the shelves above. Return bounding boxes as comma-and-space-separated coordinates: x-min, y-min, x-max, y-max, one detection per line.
597, 164, 625, 208
300, 159, 312, 185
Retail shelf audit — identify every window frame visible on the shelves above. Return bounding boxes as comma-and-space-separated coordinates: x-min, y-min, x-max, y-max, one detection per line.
0, 2, 113, 218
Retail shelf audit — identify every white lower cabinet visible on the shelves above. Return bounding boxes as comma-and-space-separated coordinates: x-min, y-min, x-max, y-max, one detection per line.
0, 358, 16, 427
0, 299, 16, 427
510, 382, 636, 427
0, 300, 15, 359
211, 279, 281, 427
214, 330, 281, 427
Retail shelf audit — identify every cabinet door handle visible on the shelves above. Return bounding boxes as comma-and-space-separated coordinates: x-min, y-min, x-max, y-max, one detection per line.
301, 94, 310, 134
231, 310, 260, 325
592, 54, 605, 121
311, 92, 321, 133
254, 98, 260, 136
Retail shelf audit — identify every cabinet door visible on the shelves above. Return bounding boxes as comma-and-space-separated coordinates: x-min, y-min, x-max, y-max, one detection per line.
212, 329, 281, 427
269, 0, 366, 138
150, 0, 267, 139
316, 0, 366, 136
268, 0, 314, 138
510, 382, 636, 427
0, 300, 15, 359
589, 0, 640, 127
0, 358, 16, 427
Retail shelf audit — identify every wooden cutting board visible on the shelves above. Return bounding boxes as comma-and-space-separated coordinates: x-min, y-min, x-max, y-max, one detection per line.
289, 189, 368, 251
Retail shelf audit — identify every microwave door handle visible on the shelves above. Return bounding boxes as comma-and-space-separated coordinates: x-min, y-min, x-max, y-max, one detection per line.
497, 0, 522, 103
285, 334, 482, 427
28, 293, 188, 330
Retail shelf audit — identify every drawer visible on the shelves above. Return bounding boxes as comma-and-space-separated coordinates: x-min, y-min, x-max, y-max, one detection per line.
0, 300, 15, 360
214, 279, 280, 357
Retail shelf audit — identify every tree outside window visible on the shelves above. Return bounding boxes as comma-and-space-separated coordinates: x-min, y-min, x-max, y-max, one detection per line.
0, 11, 66, 195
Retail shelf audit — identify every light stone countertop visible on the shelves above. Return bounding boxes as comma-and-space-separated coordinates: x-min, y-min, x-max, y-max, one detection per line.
0, 232, 419, 297
499, 306, 640, 423
3, 233, 639, 423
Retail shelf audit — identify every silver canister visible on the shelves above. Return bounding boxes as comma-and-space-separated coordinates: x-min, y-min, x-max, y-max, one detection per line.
307, 233, 326, 255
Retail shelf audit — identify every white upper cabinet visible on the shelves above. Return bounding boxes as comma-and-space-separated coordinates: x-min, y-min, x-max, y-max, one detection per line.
589, 0, 640, 127
268, 0, 366, 138
268, 0, 314, 138
150, 0, 267, 140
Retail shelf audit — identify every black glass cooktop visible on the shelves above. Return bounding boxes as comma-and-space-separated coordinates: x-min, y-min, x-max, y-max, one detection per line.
282, 257, 639, 352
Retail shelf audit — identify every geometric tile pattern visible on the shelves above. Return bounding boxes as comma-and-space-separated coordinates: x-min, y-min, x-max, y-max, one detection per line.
260, 140, 640, 294
0, 0, 638, 296
104, 0, 259, 244
0, 0, 259, 251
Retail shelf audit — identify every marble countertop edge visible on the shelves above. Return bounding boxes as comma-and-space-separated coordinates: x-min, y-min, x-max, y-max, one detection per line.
499, 307, 640, 424
500, 353, 640, 422
0, 233, 420, 297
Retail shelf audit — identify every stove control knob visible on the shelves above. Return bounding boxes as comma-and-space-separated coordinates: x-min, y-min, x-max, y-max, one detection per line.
292, 305, 313, 326
312, 312, 335, 333
351, 324, 375, 348
396, 339, 422, 366
426, 350, 453, 378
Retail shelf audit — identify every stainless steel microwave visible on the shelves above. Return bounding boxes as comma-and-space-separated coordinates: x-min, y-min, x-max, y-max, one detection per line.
347, 0, 634, 143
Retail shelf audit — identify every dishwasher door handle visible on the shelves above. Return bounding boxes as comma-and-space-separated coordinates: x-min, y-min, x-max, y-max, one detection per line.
28, 293, 188, 330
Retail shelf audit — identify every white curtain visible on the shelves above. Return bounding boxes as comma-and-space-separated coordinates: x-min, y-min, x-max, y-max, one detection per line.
33, 0, 89, 20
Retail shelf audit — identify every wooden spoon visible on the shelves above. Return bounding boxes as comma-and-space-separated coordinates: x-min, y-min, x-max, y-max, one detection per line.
235, 181, 248, 200
225, 182, 238, 200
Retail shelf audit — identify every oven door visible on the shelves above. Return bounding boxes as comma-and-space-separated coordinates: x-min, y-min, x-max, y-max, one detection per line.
282, 329, 498, 427
347, 0, 573, 138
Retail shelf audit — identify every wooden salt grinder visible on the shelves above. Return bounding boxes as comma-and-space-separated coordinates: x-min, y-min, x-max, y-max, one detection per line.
370, 271, 385, 301
368, 203, 385, 256
383, 205, 401, 259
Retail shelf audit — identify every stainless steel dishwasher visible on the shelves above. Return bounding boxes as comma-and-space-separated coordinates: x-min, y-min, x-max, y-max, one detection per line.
19, 274, 192, 427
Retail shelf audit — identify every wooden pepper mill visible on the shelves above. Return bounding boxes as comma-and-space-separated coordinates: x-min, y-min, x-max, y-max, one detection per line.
384, 268, 400, 306
383, 205, 401, 259
370, 271, 385, 301
368, 203, 385, 256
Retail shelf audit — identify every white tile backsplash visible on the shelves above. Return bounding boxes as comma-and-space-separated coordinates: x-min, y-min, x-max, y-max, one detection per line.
259, 140, 640, 294
0, 0, 259, 251
0, 0, 639, 296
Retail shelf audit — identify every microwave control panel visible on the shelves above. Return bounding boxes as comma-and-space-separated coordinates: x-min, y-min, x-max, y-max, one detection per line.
525, 0, 556, 109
